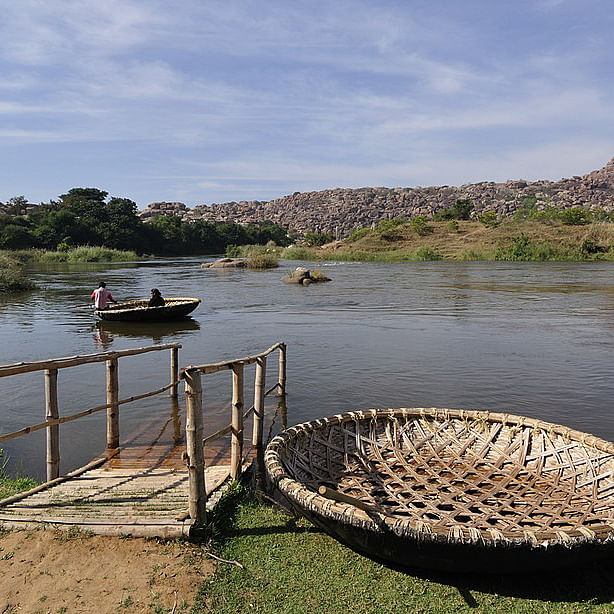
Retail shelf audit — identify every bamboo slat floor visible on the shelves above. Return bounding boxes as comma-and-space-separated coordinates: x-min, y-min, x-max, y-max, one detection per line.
0, 464, 230, 537
0, 404, 237, 538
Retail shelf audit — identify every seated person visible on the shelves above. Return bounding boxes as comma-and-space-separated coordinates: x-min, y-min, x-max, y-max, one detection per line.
148, 288, 165, 307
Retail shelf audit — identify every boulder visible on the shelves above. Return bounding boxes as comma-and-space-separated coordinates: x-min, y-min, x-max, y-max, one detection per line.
282, 267, 331, 285
202, 258, 248, 269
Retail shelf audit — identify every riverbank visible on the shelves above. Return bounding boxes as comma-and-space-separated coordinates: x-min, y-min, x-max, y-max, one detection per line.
279, 219, 614, 262
4, 246, 140, 264
196, 488, 614, 613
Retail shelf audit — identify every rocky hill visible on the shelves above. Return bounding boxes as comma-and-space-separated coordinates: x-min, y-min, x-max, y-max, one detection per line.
137, 157, 614, 237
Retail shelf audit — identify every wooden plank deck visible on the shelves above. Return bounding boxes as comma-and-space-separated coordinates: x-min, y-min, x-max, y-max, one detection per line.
0, 404, 239, 538
0, 464, 230, 537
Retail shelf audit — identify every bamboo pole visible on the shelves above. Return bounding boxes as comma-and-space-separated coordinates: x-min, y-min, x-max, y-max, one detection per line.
170, 346, 179, 398
106, 357, 119, 450
278, 343, 287, 397
230, 364, 244, 479
0, 343, 181, 378
45, 368, 60, 481
184, 370, 206, 528
252, 357, 267, 447
0, 381, 175, 445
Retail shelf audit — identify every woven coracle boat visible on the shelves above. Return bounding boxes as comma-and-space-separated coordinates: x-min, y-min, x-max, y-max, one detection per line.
265, 408, 614, 573
95, 298, 200, 322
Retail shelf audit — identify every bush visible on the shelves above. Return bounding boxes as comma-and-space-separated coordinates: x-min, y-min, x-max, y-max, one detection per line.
347, 227, 372, 242
559, 207, 591, 225
434, 199, 473, 221
281, 246, 318, 260
477, 211, 498, 227
411, 246, 442, 261
494, 234, 565, 261
0, 254, 35, 292
376, 217, 407, 234
225, 244, 240, 257
409, 215, 432, 236
247, 253, 279, 269
303, 231, 333, 247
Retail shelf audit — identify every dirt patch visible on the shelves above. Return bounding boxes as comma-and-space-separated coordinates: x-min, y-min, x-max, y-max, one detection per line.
0, 527, 214, 613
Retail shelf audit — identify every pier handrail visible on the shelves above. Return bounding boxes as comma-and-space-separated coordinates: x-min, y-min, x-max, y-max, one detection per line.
0, 343, 182, 491
180, 342, 286, 528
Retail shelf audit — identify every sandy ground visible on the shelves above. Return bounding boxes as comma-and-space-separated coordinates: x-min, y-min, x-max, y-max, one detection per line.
0, 527, 214, 613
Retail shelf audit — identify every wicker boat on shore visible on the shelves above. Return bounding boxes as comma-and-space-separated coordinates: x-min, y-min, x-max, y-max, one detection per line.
95, 298, 200, 322
265, 407, 614, 573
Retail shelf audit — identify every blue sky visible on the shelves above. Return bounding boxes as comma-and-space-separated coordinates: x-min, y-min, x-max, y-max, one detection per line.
1, 0, 613, 208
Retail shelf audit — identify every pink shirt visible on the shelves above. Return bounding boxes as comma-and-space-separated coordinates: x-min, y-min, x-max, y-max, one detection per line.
91, 287, 114, 309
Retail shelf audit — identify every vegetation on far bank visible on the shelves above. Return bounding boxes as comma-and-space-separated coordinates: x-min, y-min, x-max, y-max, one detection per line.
195, 487, 614, 613
5, 246, 139, 263
282, 215, 614, 263
0, 188, 291, 255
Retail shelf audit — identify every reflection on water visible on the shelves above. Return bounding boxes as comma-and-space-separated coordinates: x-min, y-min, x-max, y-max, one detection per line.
94, 318, 200, 348
1, 258, 614, 478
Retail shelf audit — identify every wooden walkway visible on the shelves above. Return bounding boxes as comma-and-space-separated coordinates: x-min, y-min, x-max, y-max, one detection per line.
0, 342, 286, 538
0, 408, 235, 538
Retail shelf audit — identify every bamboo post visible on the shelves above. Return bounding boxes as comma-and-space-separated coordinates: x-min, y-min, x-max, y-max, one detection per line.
230, 363, 244, 479
106, 356, 119, 450
252, 356, 267, 447
184, 369, 206, 528
278, 343, 286, 397
44, 368, 60, 481
170, 346, 179, 398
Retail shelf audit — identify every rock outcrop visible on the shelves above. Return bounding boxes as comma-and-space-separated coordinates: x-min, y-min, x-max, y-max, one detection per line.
186, 158, 614, 237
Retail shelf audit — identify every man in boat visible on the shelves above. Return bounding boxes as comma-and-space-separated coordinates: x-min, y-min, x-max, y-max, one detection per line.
91, 281, 116, 310
149, 288, 165, 307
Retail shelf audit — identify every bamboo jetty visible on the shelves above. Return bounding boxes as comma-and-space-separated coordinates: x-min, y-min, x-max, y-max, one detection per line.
0, 342, 287, 537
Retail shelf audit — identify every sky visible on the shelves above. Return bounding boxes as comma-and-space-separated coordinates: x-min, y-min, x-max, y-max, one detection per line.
1, 0, 613, 208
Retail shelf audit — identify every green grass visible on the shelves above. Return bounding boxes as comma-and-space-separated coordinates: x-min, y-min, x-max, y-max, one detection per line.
247, 253, 279, 269
193, 494, 614, 613
3, 246, 140, 263
0, 476, 37, 499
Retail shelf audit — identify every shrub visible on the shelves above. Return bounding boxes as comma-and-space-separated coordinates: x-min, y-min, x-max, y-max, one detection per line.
434, 199, 473, 221
303, 231, 333, 247
409, 215, 432, 236
0, 254, 35, 292
281, 246, 318, 260
452, 199, 474, 220
225, 244, 241, 257
559, 207, 591, 225
347, 227, 372, 242
477, 211, 498, 227
247, 253, 279, 269
376, 217, 407, 234
411, 246, 442, 261
447, 220, 459, 232
494, 234, 566, 261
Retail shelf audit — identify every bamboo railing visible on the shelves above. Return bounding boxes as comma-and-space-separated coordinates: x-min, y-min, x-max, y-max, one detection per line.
0, 344, 181, 492
180, 342, 287, 529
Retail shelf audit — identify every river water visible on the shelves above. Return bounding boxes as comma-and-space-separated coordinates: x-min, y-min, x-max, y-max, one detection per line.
1, 258, 614, 479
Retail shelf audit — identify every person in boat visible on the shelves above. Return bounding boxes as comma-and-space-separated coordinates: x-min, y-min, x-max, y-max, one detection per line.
91, 281, 116, 310
148, 288, 165, 307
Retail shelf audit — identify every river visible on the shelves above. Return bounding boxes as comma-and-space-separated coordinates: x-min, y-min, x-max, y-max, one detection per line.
1, 258, 614, 479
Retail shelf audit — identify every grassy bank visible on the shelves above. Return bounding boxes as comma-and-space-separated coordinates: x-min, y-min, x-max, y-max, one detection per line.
281, 219, 614, 262
4, 246, 140, 263
194, 490, 614, 613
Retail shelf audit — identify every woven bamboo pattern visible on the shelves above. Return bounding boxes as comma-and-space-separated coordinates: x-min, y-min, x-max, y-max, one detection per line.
265, 408, 614, 570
